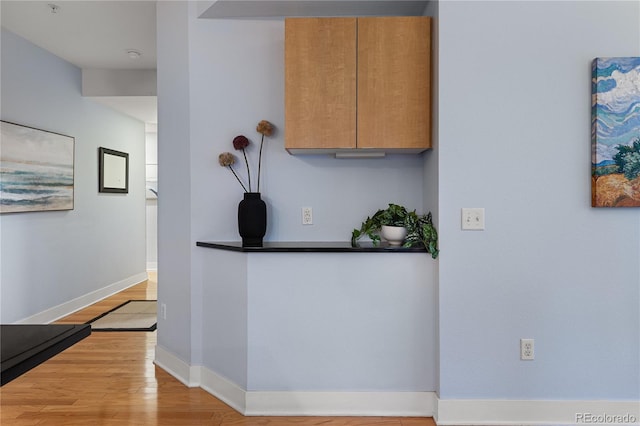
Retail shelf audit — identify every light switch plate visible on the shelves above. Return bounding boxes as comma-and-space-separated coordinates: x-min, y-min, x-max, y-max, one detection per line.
462, 208, 485, 230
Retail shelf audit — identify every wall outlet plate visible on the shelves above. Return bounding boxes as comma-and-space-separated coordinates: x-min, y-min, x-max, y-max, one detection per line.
161, 303, 167, 320
462, 208, 485, 230
302, 207, 313, 225
520, 338, 534, 360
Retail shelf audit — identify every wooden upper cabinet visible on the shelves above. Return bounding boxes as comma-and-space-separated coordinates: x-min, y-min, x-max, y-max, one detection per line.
357, 17, 431, 150
285, 18, 357, 150
285, 17, 431, 153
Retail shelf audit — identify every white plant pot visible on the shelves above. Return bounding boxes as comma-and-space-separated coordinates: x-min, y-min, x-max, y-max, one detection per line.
381, 225, 408, 246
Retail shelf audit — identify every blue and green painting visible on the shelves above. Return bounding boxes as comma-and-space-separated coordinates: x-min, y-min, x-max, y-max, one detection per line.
592, 57, 640, 207
1, 121, 74, 213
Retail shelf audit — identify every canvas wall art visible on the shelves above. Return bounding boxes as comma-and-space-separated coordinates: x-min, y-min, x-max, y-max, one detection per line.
592, 57, 640, 207
0, 121, 74, 213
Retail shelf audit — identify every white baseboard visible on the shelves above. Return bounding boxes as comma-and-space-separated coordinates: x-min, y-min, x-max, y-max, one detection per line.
16, 272, 148, 324
154, 346, 246, 412
154, 348, 638, 423
154, 345, 200, 387
199, 366, 247, 414
154, 347, 435, 417
147, 262, 158, 271
436, 399, 640, 425
245, 390, 436, 417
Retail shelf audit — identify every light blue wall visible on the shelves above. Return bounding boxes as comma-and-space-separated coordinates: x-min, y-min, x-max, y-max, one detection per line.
0, 29, 146, 323
157, 2, 432, 371
201, 250, 248, 388
156, 2, 195, 364
437, 1, 640, 399
157, 0, 639, 402
422, 0, 439, 218
422, 0, 440, 396
244, 253, 436, 391
187, 16, 426, 244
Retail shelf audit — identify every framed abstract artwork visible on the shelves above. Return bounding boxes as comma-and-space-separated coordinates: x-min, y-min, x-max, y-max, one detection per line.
591, 57, 640, 207
99, 147, 129, 194
0, 121, 74, 213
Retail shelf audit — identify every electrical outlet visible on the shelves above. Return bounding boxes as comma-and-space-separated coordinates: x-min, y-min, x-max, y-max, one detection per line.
520, 338, 534, 360
302, 207, 313, 225
462, 208, 485, 230
161, 303, 167, 320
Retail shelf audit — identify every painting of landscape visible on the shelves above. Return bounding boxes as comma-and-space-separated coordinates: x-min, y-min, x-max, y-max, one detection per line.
592, 57, 640, 207
1, 121, 74, 213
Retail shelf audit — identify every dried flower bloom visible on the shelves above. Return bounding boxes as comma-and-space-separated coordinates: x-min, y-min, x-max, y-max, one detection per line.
256, 120, 273, 137
218, 120, 273, 193
256, 120, 274, 192
233, 135, 252, 189
218, 152, 235, 167
233, 135, 250, 150
219, 151, 247, 192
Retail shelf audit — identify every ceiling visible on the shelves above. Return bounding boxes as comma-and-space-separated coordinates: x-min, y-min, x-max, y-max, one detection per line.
1, 1, 156, 69
1, 0, 431, 126
1, 0, 158, 125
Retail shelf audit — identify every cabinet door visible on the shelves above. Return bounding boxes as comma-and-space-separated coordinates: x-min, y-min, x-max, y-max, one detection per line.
357, 17, 431, 150
285, 18, 357, 150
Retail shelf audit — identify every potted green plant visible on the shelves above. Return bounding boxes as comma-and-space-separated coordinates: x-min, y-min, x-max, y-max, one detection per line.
351, 203, 439, 259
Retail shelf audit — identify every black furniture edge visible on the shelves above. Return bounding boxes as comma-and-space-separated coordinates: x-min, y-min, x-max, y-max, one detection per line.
1, 324, 91, 386
196, 241, 427, 253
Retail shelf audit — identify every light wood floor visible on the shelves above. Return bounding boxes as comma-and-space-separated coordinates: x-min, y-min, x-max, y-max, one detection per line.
1, 272, 436, 426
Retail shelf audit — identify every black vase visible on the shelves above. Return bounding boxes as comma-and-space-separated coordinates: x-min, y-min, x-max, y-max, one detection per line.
238, 192, 267, 247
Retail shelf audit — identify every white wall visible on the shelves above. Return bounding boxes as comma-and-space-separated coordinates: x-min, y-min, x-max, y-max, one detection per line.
82, 69, 157, 97
0, 29, 147, 323
437, 1, 639, 400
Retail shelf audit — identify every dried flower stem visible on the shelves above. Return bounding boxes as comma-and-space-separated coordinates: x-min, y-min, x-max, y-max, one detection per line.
242, 149, 251, 192
257, 134, 265, 192
228, 165, 248, 192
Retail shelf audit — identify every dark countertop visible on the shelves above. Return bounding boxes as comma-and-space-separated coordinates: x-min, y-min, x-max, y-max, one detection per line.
196, 241, 427, 253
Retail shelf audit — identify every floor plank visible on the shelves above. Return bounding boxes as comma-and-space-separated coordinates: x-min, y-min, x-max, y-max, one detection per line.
1, 272, 436, 425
